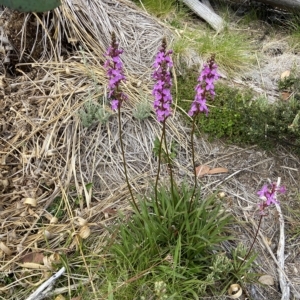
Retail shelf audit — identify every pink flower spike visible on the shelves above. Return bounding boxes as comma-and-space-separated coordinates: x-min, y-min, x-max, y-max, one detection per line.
188, 55, 219, 117
256, 182, 286, 215
152, 38, 173, 123
104, 32, 127, 110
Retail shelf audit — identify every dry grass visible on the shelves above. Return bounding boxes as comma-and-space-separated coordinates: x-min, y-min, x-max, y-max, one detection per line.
0, 0, 300, 299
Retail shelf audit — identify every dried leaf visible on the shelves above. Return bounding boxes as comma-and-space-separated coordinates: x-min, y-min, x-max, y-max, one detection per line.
228, 284, 242, 299
0, 242, 12, 256
20, 252, 44, 264
50, 216, 58, 224
103, 208, 117, 219
281, 91, 291, 101
218, 192, 226, 198
195, 165, 210, 177
43, 253, 60, 269
258, 274, 274, 285
24, 197, 37, 207
76, 217, 88, 226
281, 70, 290, 80
44, 230, 56, 240
207, 167, 228, 175
79, 225, 91, 239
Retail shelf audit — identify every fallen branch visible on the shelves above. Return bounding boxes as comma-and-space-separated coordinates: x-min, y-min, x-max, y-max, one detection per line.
275, 177, 290, 300
25, 267, 66, 300
182, 0, 225, 32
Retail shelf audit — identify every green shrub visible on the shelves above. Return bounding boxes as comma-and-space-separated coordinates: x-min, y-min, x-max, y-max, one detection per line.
176, 69, 300, 155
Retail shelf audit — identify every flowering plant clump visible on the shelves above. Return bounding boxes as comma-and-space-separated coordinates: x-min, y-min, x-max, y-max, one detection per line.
103, 35, 283, 297
104, 32, 127, 110
188, 56, 220, 117
257, 183, 286, 215
152, 38, 173, 122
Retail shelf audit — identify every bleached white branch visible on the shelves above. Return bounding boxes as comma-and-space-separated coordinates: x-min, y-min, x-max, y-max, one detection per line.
275, 177, 290, 300
182, 0, 225, 32
25, 267, 66, 300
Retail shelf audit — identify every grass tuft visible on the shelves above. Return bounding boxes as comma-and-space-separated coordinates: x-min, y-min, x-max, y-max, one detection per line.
173, 29, 254, 75
98, 182, 242, 298
132, 0, 178, 18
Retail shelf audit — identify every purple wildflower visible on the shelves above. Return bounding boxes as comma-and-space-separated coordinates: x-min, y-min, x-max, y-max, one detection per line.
257, 182, 286, 215
188, 56, 220, 117
152, 38, 173, 123
104, 32, 127, 110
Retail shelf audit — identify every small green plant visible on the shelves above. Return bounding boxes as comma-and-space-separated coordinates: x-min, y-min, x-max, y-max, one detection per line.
154, 281, 168, 299
153, 137, 177, 163
229, 243, 258, 285
47, 196, 65, 220
196, 33, 254, 74
133, 97, 152, 120
0, 0, 60, 12
79, 47, 112, 128
79, 99, 111, 128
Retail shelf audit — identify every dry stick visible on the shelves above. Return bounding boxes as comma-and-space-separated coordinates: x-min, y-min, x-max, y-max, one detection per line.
25, 267, 65, 300
117, 106, 140, 213
41, 280, 90, 298
275, 177, 290, 300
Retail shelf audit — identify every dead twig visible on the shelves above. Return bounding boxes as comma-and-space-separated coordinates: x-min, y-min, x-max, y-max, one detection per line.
25, 267, 66, 300
275, 177, 290, 300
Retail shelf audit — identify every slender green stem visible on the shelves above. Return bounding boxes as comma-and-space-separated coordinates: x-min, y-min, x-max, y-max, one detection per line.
188, 117, 197, 213
237, 215, 263, 272
154, 123, 165, 212
117, 107, 140, 214
162, 121, 175, 201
